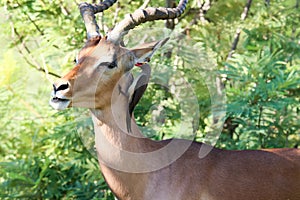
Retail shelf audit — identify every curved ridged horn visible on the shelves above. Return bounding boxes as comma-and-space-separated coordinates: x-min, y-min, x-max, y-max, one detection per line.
108, 0, 188, 43
79, 0, 117, 39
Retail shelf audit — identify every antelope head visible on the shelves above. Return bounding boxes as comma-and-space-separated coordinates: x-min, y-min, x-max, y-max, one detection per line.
50, 0, 187, 113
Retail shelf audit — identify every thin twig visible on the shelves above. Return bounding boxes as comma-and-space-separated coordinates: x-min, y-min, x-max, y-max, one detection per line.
227, 28, 242, 59
10, 22, 61, 78
139, 0, 151, 9
59, 0, 70, 16
214, 0, 253, 127
227, 0, 252, 59
113, 2, 121, 26
17, 45, 61, 78
16, 0, 44, 35
199, 0, 211, 23
165, 0, 176, 29
42, 55, 56, 83
257, 106, 263, 128
217, 0, 253, 88
181, 3, 211, 36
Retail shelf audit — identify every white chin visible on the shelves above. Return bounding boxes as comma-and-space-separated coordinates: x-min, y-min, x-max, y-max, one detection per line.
49, 99, 71, 110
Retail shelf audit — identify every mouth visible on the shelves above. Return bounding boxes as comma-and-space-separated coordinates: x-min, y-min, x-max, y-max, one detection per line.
49, 96, 71, 110
51, 97, 70, 103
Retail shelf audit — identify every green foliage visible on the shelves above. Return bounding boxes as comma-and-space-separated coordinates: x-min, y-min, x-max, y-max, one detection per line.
222, 46, 299, 149
215, 2, 300, 149
0, 0, 299, 199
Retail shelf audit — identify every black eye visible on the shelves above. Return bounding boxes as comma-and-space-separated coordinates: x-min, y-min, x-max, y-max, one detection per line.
108, 60, 117, 69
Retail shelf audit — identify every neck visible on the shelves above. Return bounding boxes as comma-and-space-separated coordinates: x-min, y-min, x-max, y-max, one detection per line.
88, 102, 202, 199
90, 106, 153, 171
91, 106, 145, 140
90, 106, 155, 199
91, 105, 191, 173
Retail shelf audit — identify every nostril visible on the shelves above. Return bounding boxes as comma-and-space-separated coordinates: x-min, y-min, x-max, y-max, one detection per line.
57, 83, 69, 91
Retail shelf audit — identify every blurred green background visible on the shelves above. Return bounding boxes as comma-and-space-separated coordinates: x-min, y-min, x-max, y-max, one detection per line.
0, 0, 299, 199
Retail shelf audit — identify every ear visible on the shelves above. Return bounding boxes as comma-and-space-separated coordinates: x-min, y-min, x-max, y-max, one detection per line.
130, 38, 169, 66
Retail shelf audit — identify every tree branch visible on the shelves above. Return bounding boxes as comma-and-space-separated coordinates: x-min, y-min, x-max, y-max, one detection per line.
181, 2, 211, 36
139, 0, 151, 9
214, 0, 253, 128
16, 0, 44, 36
113, 2, 121, 27
257, 106, 263, 129
227, 0, 252, 59
216, 0, 253, 89
165, 0, 176, 29
10, 22, 61, 78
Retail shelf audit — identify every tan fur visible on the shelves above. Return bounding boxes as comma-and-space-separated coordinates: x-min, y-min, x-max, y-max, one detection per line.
92, 104, 300, 200
52, 37, 300, 200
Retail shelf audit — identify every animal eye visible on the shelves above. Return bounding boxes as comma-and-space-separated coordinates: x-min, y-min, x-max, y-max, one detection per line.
108, 60, 117, 69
